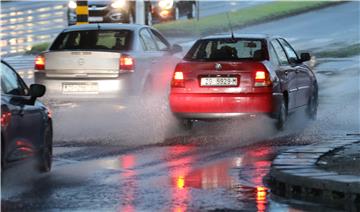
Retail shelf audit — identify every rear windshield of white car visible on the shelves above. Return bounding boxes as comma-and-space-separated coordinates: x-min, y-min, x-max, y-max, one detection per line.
184, 38, 267, 61
50, 30, 133, 51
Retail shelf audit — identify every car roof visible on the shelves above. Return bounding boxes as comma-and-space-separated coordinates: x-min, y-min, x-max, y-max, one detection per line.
63, 23, 147, 32
200, 33, 280, 40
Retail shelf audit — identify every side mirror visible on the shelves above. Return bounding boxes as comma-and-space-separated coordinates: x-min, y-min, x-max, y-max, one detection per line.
300, 52, 311, 62
170, 44, 182, 54
29, 84, 46, 98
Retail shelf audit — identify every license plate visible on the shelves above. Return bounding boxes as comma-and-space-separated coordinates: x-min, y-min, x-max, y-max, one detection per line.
62, 82, 98, 94
200, 77, 238, 87
88, 16, 103, 22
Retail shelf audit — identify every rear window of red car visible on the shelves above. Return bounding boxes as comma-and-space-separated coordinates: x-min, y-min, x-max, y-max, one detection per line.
184, 38, 267, 61
50, 30, 133, 51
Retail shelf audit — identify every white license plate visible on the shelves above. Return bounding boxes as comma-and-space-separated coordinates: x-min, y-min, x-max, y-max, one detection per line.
62, 82, 98, 94
200, 77, 238, 87
88, 16, 103, 22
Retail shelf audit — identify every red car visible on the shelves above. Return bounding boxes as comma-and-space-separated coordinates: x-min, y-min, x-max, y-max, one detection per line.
169, 34, 318, 130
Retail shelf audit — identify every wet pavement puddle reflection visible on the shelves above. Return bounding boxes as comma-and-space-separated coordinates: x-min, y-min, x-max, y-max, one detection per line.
112, 144, 277, 211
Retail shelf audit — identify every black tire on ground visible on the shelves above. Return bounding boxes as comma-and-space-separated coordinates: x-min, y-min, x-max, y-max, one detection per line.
38, 125, 53, 173
276, 101, 287, 131
307, 84, 318, 120
178, 118, 193, 130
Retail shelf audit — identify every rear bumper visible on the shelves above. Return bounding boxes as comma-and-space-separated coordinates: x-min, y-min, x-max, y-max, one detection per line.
35, 72, 131, 100
173, 112, 261, 120
169, 92, 283, 119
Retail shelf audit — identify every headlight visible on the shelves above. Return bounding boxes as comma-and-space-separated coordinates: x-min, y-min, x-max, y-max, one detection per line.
68, 0, 77, 9
158, 0, 174, 10
111, 0, 126, 9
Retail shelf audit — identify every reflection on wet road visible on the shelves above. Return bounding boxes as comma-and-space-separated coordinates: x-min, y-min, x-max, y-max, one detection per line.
1, 141, 285, 211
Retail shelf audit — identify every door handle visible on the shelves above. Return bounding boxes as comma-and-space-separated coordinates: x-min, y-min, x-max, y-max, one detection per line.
295, 69, 300, 73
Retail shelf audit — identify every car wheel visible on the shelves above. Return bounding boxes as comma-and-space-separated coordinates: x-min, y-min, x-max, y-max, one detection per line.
276, 101, 287, 131
307, 85, 318, 120
38, 125, 53, 173
178, 118, 193, 130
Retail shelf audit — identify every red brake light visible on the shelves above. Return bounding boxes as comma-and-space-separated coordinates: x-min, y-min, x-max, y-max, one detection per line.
119, 54, 135, 72
1, 111, 11, 127
254, 70, 272, 87
171, 71, 185, 88
174, 71, 184, 80
34, 55, 45, 70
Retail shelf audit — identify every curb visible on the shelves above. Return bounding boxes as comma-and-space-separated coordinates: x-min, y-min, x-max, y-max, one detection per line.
269, 135, 360, 208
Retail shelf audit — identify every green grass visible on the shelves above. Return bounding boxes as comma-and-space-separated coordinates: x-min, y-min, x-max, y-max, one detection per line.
315, 43, 360, 58
155, 1, 340, 36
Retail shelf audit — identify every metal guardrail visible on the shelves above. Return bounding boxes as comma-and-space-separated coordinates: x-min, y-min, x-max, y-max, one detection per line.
1, 1, 67, 56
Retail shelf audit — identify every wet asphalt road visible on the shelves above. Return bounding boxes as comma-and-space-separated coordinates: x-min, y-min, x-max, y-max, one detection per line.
2, 55, 359, 211
2, 2, 360, 211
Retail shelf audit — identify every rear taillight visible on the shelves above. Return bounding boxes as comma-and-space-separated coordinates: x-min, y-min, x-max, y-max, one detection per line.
34, 54, 45, 70
171, 71, 185, 88
1, 111, 11, 127
254, 70, 272, 87
119, 54, 135, 73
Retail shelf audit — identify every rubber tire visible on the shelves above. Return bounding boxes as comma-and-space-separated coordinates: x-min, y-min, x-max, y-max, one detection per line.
276, 101, 287, 131
307, 86, 318, 120
178, 119, 193, 130
38, 125, 53, 173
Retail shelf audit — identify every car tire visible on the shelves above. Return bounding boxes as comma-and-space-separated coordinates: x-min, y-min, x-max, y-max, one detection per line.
307, 84, 318, 120
178, 118, 193, 130
276, 101, 287, 131
38, 125, 53, 173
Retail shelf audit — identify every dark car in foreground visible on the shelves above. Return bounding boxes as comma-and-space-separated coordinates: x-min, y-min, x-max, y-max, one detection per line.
1, 60, 53, 172
169, 34, 318, 130
34, 24, 182, 100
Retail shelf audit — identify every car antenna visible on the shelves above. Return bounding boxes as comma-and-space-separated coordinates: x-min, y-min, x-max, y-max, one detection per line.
226, 13, 235, 41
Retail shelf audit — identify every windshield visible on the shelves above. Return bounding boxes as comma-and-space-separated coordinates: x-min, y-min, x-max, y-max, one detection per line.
50, 30, 133, 51
184, 38, 267, 61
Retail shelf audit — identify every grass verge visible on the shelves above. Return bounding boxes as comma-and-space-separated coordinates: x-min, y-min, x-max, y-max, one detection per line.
155, 1, 342, 37
315, 43, 360, 58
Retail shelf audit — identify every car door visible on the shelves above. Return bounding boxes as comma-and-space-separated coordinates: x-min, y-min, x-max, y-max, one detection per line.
136, 28, 160, 94
148, 28, 178, 93
270, 39, 297, 111
278, 38, 311, 107
1, 62, 45, 161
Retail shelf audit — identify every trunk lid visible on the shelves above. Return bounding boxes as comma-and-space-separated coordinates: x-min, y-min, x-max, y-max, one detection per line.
176, 61, 265, 94
44, 51, 121, 78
